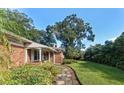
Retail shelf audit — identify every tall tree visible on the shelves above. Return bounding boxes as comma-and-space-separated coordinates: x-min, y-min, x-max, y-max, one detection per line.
48, 14, 95, 58
44, 25, 56, 46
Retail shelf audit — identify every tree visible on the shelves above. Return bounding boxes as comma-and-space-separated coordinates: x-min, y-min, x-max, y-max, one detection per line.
28, 27, 56, 47
44, 25, 56, 46
114, 32, 124, 58
0, 9, 56, 46
84, 32, 124, 70
47, 14, 95, 58
84, 44, 104, 62
0, 9, 33, 37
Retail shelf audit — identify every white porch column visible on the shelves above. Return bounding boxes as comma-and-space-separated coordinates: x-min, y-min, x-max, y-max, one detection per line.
39, 48, 42, 62
49, 52, 50, 62
31, 49, 34, 62
24, 48, 28, 64
42, 52, 44, 60
53, 52, 55, 64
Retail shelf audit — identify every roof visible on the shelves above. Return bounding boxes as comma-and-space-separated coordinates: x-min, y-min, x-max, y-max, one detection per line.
27, 41, 56, 52
6, 31, 32, 43
6, 31, 56, 52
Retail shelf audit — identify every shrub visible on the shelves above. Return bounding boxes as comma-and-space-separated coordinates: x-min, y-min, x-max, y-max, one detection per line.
50, 65, 60, 76
41, 62, 60, 76
0, 70, 11, 84
63, 59, 72, 64
0, 62, 61, 85
41, 62, 53, 70
10, 65, 53, 85
116, 61, 124, 70
63, 59, 77, 64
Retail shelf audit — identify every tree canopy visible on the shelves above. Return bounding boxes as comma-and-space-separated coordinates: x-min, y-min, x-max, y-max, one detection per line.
84, 32, 124, 70
47, 14, 95, 59
0, 9, 56, 46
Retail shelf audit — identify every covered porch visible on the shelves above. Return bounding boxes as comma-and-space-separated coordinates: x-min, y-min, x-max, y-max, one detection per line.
24, 42, 56, 64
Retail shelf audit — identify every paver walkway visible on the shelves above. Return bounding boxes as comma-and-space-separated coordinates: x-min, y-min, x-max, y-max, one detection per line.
54, 65, 80, 85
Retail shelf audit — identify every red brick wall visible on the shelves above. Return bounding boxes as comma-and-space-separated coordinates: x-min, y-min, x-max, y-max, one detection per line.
0, 44, 32, 66
27, 49, 31, 63
11, 45, 25, 66
55, 52, 64, 64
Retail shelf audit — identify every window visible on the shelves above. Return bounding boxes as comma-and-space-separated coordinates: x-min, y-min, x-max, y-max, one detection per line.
43, 52, 48, 60
34, 50, 39, 61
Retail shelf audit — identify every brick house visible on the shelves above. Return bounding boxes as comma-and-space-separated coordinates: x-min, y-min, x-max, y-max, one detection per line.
1, 32, 64, 66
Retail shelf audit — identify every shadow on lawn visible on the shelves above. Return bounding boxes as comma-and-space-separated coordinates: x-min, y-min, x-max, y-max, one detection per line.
77, 61, 124, 83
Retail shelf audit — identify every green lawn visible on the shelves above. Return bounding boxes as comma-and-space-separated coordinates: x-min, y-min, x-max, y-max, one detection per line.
68, 61, 124, 85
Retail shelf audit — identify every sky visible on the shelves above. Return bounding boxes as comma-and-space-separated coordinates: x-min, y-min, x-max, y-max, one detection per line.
17, 8, 124, 48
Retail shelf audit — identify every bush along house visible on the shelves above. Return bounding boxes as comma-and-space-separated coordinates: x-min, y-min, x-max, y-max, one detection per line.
0, 32, 64, 66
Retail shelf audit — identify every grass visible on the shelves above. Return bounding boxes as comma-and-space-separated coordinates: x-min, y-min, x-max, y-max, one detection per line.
68, 61, 124, 85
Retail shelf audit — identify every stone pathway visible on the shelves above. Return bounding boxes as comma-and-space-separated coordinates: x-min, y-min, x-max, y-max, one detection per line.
54, 65, 80, 85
